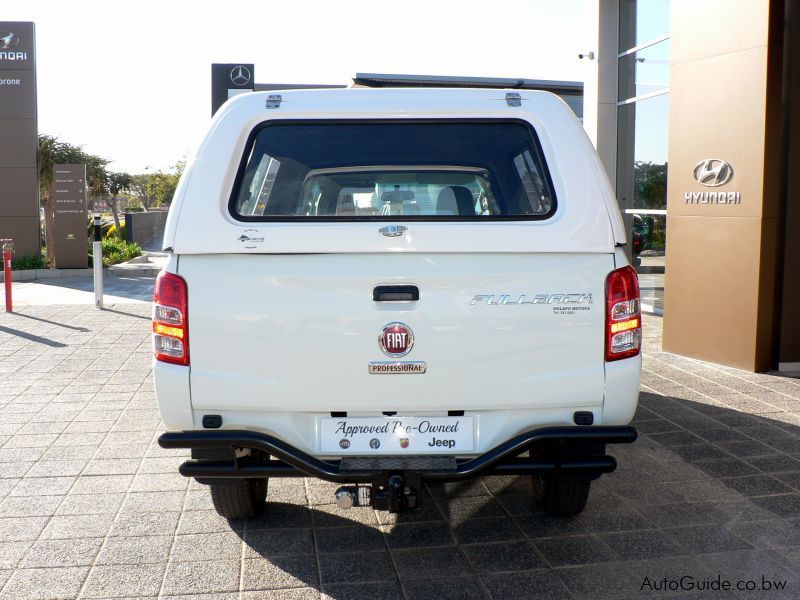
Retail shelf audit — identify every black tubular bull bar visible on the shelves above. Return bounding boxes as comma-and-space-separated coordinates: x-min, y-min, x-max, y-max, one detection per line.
158, 426, 638, 483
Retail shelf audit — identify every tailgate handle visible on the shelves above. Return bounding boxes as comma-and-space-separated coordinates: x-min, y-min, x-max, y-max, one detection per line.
373, 285, 419, 302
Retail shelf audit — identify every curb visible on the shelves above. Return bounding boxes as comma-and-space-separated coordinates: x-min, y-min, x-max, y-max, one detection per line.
1, 268, 96, 282
2, 265, 162, 282
107, 265, 162, 278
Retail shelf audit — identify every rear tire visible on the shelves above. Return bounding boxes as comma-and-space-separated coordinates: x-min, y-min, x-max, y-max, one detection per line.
209, 478, 268, 519
531, 475, 591, 517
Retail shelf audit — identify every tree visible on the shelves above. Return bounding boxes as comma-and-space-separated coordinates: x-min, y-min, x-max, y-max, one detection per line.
107, 172, 132, 238
129, 174, 153, 211
130, 158, 185, 209
633, 161, 668, 209
38, 134, 109, 264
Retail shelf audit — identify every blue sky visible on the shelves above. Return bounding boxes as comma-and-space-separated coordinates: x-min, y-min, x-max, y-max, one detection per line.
6, 1, 604, 172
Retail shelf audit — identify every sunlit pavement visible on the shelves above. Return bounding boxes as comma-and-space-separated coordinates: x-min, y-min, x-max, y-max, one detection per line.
0, 307, 798, 599
7, 240, 164, 307
8, 277, 154, 307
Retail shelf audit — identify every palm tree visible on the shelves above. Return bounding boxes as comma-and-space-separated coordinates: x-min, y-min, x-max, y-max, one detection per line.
107, 172, 132, 238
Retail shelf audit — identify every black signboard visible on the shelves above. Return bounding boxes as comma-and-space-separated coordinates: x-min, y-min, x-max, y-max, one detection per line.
211, 63, 254, 115
0, 21, 38, 258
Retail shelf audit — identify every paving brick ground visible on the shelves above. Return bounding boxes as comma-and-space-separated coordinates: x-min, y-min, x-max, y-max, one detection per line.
0, 305, 798, 599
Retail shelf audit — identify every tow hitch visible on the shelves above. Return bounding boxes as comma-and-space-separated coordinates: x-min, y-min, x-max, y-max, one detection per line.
374, 474, 419, 512
335, 472, 421, 512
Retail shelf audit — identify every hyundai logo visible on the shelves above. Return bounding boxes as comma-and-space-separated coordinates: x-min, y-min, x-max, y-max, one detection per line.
378, 322, 414, 358
230, 65, 251, 86
693, 159, 733, 187
0, 31, 19, 50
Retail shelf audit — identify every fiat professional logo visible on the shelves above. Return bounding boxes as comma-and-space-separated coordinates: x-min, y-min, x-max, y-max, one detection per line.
379, 322, 414, 357
693, 159, 733, 187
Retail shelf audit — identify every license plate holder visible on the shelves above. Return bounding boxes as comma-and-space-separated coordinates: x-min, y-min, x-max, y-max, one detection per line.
320, 416, 474, 454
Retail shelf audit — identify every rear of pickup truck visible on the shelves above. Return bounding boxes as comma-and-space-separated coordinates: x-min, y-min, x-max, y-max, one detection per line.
155, 89, 641, 518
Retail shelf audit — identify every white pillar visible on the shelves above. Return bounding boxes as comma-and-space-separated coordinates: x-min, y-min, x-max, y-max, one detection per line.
583, 0, 619, 190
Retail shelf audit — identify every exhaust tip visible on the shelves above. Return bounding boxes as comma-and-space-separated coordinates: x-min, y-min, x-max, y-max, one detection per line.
335, 488, 356, 509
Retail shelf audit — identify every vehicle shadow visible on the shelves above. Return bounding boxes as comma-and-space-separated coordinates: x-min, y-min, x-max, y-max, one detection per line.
222, 391, 800, 599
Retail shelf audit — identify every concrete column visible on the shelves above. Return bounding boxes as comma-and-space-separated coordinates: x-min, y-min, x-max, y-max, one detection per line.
583, 0, 619, 190
596, 0, 619, 191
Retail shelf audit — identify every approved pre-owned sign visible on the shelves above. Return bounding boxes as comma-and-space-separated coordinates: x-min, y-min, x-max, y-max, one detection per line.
320, 416, 475, 453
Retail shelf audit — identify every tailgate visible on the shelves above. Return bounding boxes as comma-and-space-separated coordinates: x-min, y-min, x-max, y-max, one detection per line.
182, 252, 613, 413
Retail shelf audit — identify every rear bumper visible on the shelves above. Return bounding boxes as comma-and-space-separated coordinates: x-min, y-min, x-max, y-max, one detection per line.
158, 425, 637, 483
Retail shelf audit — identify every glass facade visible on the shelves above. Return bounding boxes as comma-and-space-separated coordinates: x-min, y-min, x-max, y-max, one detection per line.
619, 0, 669, 51
616, 0, 669, 309
617, 38, 670, 99
617, 94, 669, 211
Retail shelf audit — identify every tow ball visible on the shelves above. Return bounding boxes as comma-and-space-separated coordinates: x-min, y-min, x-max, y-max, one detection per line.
335, 473, 420, 513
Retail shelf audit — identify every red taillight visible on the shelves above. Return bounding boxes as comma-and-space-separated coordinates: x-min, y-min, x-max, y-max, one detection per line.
605, 265, 641, 361
153, 271, 189, 366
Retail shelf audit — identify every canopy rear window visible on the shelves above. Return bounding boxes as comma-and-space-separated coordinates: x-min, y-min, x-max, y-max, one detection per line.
230, 120, 556, 221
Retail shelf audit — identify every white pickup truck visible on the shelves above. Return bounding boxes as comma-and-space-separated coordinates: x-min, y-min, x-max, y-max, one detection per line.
155, 88, 640, 519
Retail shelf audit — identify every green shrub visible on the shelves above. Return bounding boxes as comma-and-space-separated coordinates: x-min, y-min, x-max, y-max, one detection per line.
11, 251, 52, 271
101, 237, 141, 266
88, 237, 142, 267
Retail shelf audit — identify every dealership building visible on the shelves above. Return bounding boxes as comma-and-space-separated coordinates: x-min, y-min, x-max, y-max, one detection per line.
211, 0, 798, 374
1, 0, 798, 374
580, 0, 799, 375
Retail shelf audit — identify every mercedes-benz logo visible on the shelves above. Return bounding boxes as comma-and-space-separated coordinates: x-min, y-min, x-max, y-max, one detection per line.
0, 31, 19, 50
693, 159, 733, 187
230, 65, 251, 86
